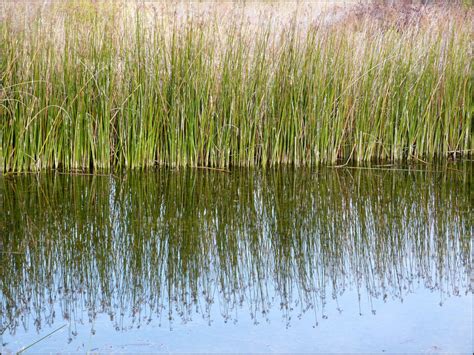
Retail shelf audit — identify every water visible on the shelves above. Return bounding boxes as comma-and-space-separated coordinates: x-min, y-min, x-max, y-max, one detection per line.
1, 164, 472, 353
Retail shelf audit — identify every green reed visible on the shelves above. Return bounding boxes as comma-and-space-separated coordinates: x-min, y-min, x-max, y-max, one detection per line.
1, 3, 472, 172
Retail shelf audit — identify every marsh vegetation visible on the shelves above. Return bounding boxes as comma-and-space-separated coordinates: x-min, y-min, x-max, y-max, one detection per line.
1, 2, 472, 352
1, 1, 472, 171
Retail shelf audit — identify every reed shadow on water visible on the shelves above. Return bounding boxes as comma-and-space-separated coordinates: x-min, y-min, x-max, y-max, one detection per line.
0, 163, 472, 351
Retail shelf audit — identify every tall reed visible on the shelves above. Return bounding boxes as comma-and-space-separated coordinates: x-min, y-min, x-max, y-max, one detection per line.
1, 1, 472, 171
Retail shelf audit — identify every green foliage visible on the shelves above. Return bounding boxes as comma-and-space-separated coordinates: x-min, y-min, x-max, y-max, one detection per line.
1, 4, 472, 171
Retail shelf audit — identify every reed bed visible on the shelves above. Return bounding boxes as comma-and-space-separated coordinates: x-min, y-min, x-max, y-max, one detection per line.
1, 1, 472, 171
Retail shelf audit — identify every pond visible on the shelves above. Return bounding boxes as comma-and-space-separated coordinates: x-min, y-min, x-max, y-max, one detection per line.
1, 164, 472, 353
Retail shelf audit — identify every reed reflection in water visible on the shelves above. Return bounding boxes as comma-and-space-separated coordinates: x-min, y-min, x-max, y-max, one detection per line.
1, 165, 472, 343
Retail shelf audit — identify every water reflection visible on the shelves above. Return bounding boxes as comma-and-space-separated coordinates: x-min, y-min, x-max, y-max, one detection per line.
1, 165, 472, 343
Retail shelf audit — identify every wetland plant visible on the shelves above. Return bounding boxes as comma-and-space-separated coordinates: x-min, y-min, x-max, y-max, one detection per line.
1, 1, 472, 171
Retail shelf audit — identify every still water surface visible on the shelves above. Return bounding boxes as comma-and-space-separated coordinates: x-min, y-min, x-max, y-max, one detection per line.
1, 164, 472, 353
